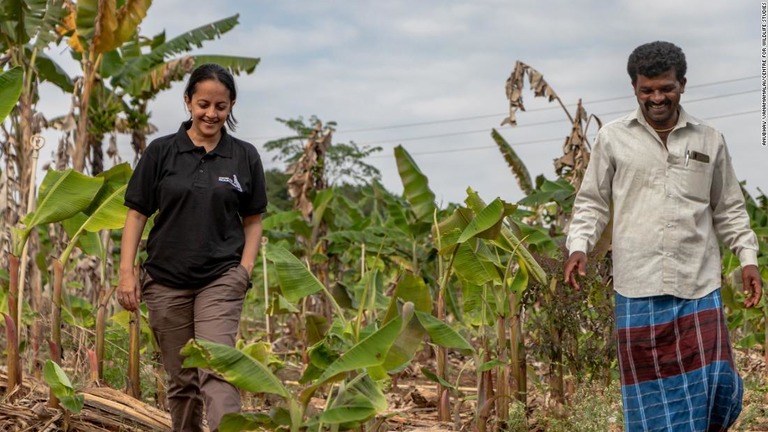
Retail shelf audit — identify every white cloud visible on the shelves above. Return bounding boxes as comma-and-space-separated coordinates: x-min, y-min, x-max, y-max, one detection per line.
31, 0, 767, 203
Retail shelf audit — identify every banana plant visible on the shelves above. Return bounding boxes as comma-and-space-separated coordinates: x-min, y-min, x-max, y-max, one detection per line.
0, 65, 24, 398
433, 189, 547, 427
393, 144, 463, 420
60, 163, 133, 383
183, 256, 472, 432
15, 164, 130, 406
7, 168, 102, 400
56, 0, 153, 172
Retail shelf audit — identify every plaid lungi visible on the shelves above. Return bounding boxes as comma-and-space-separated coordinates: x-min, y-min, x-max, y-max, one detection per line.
615, 289, 743, 431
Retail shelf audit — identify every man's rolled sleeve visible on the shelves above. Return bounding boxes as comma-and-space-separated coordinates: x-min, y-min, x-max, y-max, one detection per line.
566, 130, 614, 255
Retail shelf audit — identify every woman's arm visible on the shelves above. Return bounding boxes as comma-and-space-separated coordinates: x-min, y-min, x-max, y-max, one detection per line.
240, 213, 264, 273
118, 209, 148, 311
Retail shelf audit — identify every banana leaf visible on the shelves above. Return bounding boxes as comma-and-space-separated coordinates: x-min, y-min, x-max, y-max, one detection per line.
453, 241, 502, 286
457, 198, 517, 243
465, 188, 547, 285
491, 128, 533, 195
33, 51, 75, 93
0, 0, 66, 47
191, 55, 259, 75
266, 244, 324, 303
62, 213, 104, 258
433, 207, 472, 254
181, 339, 290, 399
0, 67, 22, 123
113, 15, 241, 88
13, 169, 103, 255
394, 145, 436, 224
59, 163, 131, 262
316, 315, 403, 384
414, 311, 473, 351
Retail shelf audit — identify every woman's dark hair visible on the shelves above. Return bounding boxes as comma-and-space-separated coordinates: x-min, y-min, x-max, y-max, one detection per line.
184, 63, 238, 130
627, 41, 687, 85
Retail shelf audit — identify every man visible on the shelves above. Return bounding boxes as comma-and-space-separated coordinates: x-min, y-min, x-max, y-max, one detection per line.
564, 41, 762, 431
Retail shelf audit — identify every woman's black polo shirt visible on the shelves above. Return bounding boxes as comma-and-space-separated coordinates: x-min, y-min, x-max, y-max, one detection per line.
124, 121, 267, 288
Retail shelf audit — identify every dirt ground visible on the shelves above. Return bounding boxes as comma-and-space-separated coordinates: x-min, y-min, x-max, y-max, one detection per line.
0, 347, 766, 431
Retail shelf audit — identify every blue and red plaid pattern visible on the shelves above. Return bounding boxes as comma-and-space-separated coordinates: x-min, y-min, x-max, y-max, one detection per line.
615, 290, 743, 431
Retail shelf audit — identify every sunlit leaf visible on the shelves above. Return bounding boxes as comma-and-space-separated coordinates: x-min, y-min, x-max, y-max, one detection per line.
14, 169, 103, 255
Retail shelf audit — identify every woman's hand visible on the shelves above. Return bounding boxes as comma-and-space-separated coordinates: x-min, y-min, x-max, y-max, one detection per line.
117, 267, 141, 311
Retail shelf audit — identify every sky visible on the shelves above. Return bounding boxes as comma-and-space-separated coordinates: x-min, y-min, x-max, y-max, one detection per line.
38, 0, 767, 206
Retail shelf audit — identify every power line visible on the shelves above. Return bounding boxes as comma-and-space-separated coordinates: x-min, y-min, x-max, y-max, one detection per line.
341, 75, 758, 134
356, 90, 757, 146
245, 75, 759, 141
365, 109, 758, 158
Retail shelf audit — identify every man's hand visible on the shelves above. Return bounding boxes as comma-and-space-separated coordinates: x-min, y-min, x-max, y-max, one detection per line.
742, 264, 763, 308
564, 251, 587, 290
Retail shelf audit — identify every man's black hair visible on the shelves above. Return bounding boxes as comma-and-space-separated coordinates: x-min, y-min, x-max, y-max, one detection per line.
627, 41, 687, 84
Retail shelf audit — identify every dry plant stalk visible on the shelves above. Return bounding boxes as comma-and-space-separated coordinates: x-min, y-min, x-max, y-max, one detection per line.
501, 60, 601, 192
285, 121, 332, 221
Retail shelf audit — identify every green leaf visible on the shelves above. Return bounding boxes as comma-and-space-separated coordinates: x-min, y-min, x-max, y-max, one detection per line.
113, 15, 242, 88
492, 128, 533, 195
57, 165, 130, 262
318, 403, 376, 425
478, 359, 505, 372
43, 360, 84, 414
0, 0, 67, 47
433, 207, 473, 255
414, 311, 473, 351
510, 259, 529, 295
310, 376, 387, 427
420, 367, 456, 390
34, 51, 75, 93
465, 188, 547, 285
0, 67, 23, 123
14, 169, 103, 255
219, 412, 272, 432
61, 212, 105, 257
266, 245, 324, 303
452, 242, 502, 286
315, 316, 404, 386
518, 177, 575, 209
457, 198, 516, 243
394, 145, 436, 223
191, 55, 259, 75
181, 339, 290, 398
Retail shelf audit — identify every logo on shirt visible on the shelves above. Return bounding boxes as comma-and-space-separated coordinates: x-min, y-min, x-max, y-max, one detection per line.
218, 174, 243, 192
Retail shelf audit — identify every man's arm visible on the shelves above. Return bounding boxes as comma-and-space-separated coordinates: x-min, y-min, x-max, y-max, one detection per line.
709, 137, 762, 307
564, 130, 614, 290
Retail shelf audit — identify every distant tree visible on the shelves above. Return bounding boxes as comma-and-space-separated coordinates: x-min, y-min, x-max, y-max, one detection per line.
264, 168, 291, 212
264, 115, 382, 186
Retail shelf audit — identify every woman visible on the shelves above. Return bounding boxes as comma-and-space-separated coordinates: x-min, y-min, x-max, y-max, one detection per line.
118, 63, 267, 432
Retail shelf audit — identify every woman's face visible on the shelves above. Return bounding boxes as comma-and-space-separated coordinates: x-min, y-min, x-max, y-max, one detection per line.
184, 79, 235, 142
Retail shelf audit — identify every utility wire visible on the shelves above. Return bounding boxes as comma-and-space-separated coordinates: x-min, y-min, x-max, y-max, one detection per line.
340, 75, 759, 134
356, 90, 757, 147
365, 109, 759, 158
245, 75, 758, 141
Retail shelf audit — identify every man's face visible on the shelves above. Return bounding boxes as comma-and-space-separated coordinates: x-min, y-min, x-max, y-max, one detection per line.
633, 68, 686, 129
